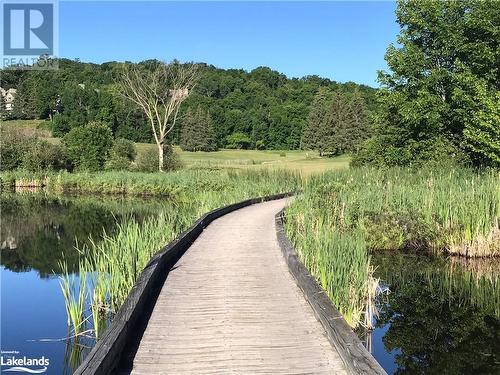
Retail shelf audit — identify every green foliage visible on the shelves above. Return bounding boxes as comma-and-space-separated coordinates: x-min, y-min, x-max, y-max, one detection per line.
51, 113, 69, 136
133, 144, 181, 173
110, 138, 136, 160
132, 147, 158, 173
301, 87, 332, 152
225, 132, 252, 149
21, 139, 67, 172
162, 144, 182, 171
462, 83, 500, 168
105, 138, 136, 171
0, 129, 27, 171
302, 88, 371, 155
358, 0, 500, 167
62, 122, 113, 171
1, 58, 376, 149
180, 107, 217, 151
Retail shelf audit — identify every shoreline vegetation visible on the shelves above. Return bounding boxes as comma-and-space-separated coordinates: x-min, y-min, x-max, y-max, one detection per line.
51, 169, 301, 340
284, 167, 499, 327
3, 166, 497, 337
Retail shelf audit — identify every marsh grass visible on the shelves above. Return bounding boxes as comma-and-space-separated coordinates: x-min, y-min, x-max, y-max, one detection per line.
58, 261, 87, 336
58, 168, 300, 339
285, 167, 499, 328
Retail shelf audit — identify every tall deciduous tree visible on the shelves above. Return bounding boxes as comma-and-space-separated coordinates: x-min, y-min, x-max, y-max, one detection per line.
356, 0, 499, 167
119, 61, 199, 171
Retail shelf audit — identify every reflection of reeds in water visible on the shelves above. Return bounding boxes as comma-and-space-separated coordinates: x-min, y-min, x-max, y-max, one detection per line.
374, 253, 500, 318
430, 257, 500, 317
363, 270, 380, 330
63, 338, 84, 375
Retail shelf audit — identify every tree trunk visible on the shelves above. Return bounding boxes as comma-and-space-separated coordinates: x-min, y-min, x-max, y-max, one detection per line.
158, 143, 164, 172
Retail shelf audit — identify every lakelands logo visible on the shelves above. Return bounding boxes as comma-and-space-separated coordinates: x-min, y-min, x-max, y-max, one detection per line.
0, 351, 49, 373
1, 0, 59, 69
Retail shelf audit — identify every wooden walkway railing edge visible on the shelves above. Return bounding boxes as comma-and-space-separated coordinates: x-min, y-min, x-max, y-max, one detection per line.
74, 192, 295, 375
275, 209, 387, 375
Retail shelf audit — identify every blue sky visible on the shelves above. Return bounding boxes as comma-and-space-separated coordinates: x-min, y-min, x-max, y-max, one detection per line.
60, 1, 399, 86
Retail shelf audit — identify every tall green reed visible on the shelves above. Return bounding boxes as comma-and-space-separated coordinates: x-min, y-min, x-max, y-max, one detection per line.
58, 168, 301, 339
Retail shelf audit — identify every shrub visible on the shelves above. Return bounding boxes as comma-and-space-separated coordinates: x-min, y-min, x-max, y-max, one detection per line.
62, 122, 113, 171
133, 147, 157, 172
51, 114, 70, 137
111, 138, 136, 160
162, 144, 182, 171
22, 139, 67, 172
105, 138, 136, 171
132, 144, 182, 172
0, 129, 28, 171
255, 140, 266, 150
225, 132, 252, 149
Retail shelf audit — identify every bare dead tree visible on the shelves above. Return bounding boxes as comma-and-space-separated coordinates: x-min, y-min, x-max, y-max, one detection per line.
119, 61, 199, 171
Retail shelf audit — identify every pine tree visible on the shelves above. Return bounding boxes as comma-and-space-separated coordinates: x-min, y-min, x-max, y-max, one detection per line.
337, 90, 370, 153
301, 87, 331, 155
324, 92, 352, 155
180, 107, 217, 152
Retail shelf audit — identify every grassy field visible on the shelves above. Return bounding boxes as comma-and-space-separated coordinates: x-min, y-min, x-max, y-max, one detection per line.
1, 120, 349, 174
0, 119, 59, 143
136, 143, 350, 174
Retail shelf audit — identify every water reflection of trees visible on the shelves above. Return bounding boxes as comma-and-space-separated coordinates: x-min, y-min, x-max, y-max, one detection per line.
372, 252, 500, 374
0, 194, 176, 277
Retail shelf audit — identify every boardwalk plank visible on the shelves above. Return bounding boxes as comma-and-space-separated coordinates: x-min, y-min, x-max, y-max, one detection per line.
129, 198, 347, 374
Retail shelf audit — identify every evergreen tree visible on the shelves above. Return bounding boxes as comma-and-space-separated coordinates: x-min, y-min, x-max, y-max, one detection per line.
340, 90, 371, 153
324, 92, 352, 155
301, 87, 331, 154
180, 107, 217, 151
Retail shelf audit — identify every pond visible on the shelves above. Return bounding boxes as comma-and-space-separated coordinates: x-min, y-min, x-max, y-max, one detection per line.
0, 193, 176, 374
361, 252, 500, 374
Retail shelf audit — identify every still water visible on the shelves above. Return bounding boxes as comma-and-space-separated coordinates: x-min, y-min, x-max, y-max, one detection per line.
0, 193, 173, 374
364, 252, 500, 374
2, 194, 499, 374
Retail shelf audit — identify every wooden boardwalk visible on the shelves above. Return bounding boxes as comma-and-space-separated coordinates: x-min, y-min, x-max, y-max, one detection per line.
128, 198, 348, 374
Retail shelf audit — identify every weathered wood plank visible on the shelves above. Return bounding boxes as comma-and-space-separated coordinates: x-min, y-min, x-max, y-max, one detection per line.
128, 198, 348, 374
275, 210, 387, 375
74, 193, 293, 375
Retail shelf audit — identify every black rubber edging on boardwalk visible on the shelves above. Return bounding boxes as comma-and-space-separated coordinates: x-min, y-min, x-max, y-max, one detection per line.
275, 209, 387, 375
74, 191, 294, 375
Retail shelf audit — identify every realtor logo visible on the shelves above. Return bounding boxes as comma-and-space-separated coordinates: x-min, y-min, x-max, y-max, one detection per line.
1, 0, 58, 69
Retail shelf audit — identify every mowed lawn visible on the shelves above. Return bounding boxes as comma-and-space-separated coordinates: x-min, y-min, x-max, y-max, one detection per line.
137, 144, 350, 174
2, 120, 350, 174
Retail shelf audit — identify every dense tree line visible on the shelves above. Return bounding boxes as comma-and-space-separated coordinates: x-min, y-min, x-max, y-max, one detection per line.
354, 0, 500, 168
0, 59, 377, 150
301, 88, 370, 155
